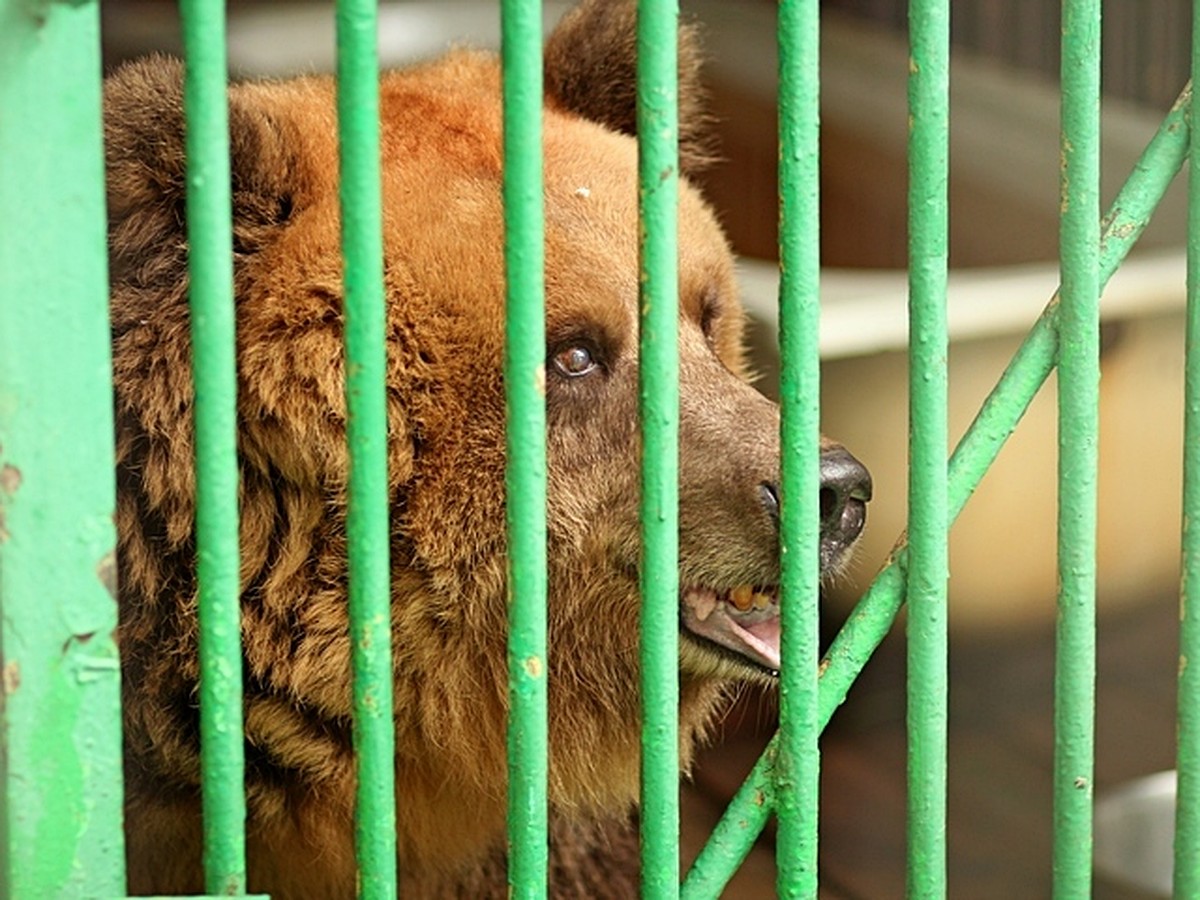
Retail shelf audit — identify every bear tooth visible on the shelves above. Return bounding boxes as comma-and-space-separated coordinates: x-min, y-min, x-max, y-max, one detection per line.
752, 592, 772, 610
730, 584, 754, 611
693, 592, 717, 622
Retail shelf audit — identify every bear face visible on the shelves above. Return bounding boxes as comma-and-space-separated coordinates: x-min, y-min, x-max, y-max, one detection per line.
106, 1, 869, 895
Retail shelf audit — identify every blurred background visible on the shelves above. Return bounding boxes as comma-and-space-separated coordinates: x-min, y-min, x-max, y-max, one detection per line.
100, 1, 1193, 895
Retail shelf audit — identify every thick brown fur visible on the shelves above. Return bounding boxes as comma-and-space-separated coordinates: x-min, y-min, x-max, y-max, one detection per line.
106, 2, 850, 896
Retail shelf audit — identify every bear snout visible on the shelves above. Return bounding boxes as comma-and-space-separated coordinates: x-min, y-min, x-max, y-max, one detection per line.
755, 447, 870, 576
753, 449, 869, 569
818, 447, 872, 572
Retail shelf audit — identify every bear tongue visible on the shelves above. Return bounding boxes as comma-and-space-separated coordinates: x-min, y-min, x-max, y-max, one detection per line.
681, 588, 782, 673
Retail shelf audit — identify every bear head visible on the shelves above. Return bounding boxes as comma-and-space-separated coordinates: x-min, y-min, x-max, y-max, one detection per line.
105, 0, 869, 894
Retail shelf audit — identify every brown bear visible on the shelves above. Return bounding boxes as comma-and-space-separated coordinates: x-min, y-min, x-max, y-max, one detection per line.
104, 1, 870, 896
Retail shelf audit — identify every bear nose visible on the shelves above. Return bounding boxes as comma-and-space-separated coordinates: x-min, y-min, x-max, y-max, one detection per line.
757, 447, 872, 546
818, 448, 871, 546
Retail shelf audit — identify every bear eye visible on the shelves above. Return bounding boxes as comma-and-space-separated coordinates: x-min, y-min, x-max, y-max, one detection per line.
551, 345, 598, 378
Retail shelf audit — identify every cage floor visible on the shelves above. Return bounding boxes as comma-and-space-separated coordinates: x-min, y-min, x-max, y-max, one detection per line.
683, 593, 1179, 899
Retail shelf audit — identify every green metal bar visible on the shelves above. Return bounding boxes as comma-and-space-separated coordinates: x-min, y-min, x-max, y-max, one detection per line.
334, 1, 398, 897
637, 1, 681, 896
683, 84, 1192, 897
0, 2, 125, 897
905, 0, 951, 896
774, 0, 823, 897
1176, 6, 1200, 893
177, 1, 248, 892
501, 0, 549, 896
1054, 0, 1102, 895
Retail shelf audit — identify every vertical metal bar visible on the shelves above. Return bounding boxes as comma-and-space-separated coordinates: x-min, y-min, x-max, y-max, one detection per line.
1054, 0, 1101, 895
637, 1, 681, 896
905, 0, 951, 896
501, 0, 549, 896
0, 2, 125, 897
1176, 6, 1200, 892
774, 0, 822, 896
177, 0, 247, 892
334, 2, 398, 897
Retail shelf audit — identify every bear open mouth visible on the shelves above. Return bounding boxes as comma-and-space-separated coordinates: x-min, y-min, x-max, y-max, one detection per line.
680, 585, 781, 675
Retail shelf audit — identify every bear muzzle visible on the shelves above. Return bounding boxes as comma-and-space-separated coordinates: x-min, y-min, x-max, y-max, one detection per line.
679, 446, 872, 676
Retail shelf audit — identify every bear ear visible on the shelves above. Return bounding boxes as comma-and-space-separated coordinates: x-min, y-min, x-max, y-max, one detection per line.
105, 55, 299, 289
543, 0, 713, 174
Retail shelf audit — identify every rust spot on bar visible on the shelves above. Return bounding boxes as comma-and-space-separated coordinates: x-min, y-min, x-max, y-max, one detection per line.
3, 661, 19, 695
0, 464, 21, 495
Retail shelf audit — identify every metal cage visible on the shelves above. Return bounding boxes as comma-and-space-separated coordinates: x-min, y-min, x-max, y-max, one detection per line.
1, 0, 1197, 897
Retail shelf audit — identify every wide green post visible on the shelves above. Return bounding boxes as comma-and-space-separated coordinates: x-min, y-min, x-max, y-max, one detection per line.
177, 0, 248, 892
905, 0, 951, 897
501, 0, 549, 896
1176, 6, 1200, 893
774, 1, 823, 897
1054, 0, 1101, 895
334, 1, 398, 897
637, 1, 681, 897
0, 2, 126, 897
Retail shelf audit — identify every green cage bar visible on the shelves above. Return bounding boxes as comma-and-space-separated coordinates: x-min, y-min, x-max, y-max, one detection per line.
905, 0, 951, 896
773, 0, 823, 897
683, 83, 1191, 896
334, 1, 399, 896
177, 0, 248, 892
501, 0, 549, 895
1176, 4, 1200, 891
1054, 0, 1101, 895
0, 2, 126, 897
637, 1, 682, 896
